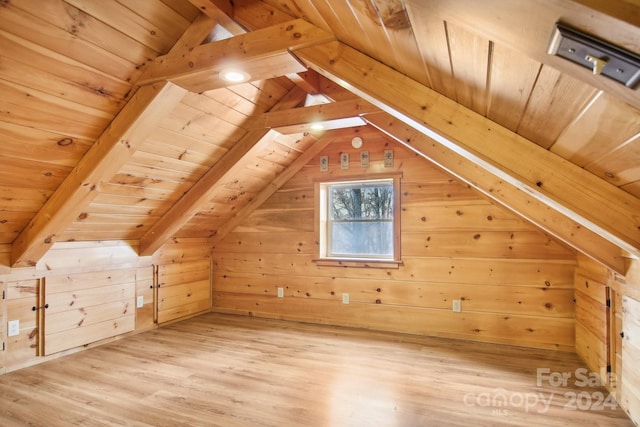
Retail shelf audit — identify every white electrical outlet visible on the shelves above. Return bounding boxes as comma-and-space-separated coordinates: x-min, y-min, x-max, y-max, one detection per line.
342, 293, 349, 304
277, 287, 284, 298
8, 320, 20, 337
452, 299, 462, 313
136, 295, 144, 308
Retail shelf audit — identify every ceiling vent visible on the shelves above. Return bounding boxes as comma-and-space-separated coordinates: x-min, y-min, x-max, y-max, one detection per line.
548, 23, 640, 88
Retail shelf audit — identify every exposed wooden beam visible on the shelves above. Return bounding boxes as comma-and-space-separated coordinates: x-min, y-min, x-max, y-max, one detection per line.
210, 131, 338, 246
188, 0, 233, 17
186, 0, 246, 35
165, 13, 218, 57
294, 40, 640, 273
11, 82, 187, 267
139, 128, 280, 257
138, 87, 308, 256
137, 19, 334, 93
251, 98, 379, 134
366, 112, 624, 273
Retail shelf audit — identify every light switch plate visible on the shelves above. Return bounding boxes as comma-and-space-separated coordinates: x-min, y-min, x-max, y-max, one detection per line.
136, 295, 144, 308
8, 320, 20, 337
277, 287, 284, 298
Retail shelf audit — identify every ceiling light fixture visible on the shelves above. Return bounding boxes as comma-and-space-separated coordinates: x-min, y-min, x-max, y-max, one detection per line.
220, 69, 250, 83
310, 123, 325, 131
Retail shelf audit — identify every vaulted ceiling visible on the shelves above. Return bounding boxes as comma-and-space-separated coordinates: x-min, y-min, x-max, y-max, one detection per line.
0, 0, 639, 274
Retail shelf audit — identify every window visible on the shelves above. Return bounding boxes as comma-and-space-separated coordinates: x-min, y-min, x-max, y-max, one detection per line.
316, 175, 401, 267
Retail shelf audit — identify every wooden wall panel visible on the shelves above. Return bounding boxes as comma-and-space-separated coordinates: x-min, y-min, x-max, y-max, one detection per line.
622, 294, 640, 426
157, 259, 210, 324
576, 254, 640, 427
212, 134, 577, 350
574, 257, 610, 383
0, 238, 212, 373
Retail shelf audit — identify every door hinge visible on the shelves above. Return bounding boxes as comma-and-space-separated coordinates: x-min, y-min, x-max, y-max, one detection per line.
2, 290, 5, 300
607, 365, 612, 373
606, 299, 611, 307
2, 342, 5, 352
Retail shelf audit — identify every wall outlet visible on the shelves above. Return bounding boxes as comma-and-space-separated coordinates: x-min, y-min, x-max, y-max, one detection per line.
277, 287, 284, 298
452, 299, 462, 313
136, 295, 144, 308
8, 320, 20, 337
342, 293, 350, 304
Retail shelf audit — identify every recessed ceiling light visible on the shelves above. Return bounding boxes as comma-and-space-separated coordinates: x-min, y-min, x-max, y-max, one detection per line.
220, 69, 250, 83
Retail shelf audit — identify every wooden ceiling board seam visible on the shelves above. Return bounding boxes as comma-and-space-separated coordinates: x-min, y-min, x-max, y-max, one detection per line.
0, 55, 124, 115
64, 0, 183, 53
0, 3, 140, 82
0, 122, 92, 168
516, 67, 599, 149
182, 92, 252, 127
15, 0, 159, 67
116, 162, 205, 186
551, 92, 640, 166
584, 133, 640, 187
261, 0, 333, 33
145, 127, 230, 160
0, 81, 112, 141
445, 21, 491, 116
105, 176, 193, 197
0, 28, 133, 104
115, 0, 192, 41
486, 42, 542, 132
129, 150, 212, 175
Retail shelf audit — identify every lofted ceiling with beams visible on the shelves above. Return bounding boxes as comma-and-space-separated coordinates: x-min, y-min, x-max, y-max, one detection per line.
0, 0, 639, 274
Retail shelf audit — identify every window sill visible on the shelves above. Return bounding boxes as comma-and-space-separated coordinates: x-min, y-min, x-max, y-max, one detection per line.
313, 258, 403, 269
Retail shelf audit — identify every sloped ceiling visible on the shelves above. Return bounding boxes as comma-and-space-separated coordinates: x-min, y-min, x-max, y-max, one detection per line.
0, 0, 639, 275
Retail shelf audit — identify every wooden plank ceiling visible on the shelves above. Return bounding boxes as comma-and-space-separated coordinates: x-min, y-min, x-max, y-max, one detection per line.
0, 0, 639, 272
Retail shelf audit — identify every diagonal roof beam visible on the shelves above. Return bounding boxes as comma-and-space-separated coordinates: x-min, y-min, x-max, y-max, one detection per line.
9, 12, 224, 268
210, 130, 340, 246
139, 86, 381, 255
137, 19, 334, 93
293, 40, 640, 274
138, 86, 308, 256
11, 82, 187, 267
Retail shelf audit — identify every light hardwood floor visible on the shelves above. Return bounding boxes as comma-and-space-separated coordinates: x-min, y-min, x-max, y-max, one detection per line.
0, 313, 634, 426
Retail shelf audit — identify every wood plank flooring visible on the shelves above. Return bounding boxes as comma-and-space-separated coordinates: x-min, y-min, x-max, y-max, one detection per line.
0, 313, 634, 426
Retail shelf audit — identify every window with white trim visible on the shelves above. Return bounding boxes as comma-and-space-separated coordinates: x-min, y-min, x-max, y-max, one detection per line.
317, 176, 401, 265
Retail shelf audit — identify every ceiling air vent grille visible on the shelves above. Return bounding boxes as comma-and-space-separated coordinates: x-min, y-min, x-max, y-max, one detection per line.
548, 23, 640, 89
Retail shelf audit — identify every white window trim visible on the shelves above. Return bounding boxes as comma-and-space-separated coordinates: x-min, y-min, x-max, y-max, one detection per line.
314, 173, 402, 269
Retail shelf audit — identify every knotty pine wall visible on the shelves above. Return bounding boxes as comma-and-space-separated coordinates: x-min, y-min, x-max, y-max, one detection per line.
611, 257, 640, 425
211, 133, 578, 350
0, 238, 211, 373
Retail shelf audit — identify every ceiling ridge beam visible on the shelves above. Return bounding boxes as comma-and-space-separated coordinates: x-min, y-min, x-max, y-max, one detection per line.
293, 40, 640, 273
11, 81, 188, 267
210, 130, 340, 246
138, 86, 308, 256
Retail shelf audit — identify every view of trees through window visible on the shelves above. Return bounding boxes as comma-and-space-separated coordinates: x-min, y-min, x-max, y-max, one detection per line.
328, 179, 394, 258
